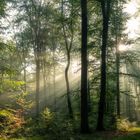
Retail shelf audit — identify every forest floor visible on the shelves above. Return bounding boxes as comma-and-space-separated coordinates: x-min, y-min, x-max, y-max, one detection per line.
2, 127, 140, 140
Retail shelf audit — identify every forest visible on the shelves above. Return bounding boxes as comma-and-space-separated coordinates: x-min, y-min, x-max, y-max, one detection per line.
1, 0, 140, 139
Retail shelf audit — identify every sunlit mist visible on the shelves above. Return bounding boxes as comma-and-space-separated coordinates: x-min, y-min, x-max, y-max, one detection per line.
118, 44, 133, 52
124, 1, 137, 15
126, 17, 139, 39
118, 44, 126, 52
124, 0, 139, 39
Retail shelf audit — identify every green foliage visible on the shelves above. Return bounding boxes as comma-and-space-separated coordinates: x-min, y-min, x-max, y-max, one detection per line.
4, 80, 24, 91
7, 131, 140, 140
0, 0, 139, 139
114, 134, 140, 140
0, 80, 25, 94
19, 109, 75, 139
15, 92, 34, 114
41, 108, 54, 123
0, 40, 21, 79
0, 109, 25, 138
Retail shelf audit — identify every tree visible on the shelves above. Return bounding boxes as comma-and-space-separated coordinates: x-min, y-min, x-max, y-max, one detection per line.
16, 0, 57, 116
61, 0, 74, 119
80, 0, 89, 133
96, 0, 111, 131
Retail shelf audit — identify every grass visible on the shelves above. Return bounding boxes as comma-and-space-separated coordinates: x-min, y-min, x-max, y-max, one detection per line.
2, 132, 140, 140
113, 133, 140, 140
1, 127, 140, 140
8, 133, 140, 140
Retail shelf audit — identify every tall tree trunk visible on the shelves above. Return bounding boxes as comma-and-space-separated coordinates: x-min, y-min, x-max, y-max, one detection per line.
23, 51, 27, 92
23, 63, 27, 92
43, 58, 47, 107
80, 0, 89, 133
52, 43, 56, 112
24, 0, 41, 117
96, 0, 111, 131
88, 80, 91, 113
36, 57, 40, 116
116, 38, 120, 118
65, 51, 73, 118
51, 29, 57, 111
61, 0, 74, 119
114, 1, 121, 118
35, 37, 41, 117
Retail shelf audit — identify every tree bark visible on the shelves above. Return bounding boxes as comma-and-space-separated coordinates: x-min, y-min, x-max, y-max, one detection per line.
53, 48, 56, 112
61, 0, 74, 119
42, 57, 47, 107
114, 1, 121, 118
116, 38, 120, 118
35, 57, 40, 116
65, 50, 73, 118
96, 0, 111, 131
23, 52, 27, 92
80, 0, 89, 133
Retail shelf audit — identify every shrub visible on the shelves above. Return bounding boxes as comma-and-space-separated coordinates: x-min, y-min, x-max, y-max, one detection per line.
117, 117, 137, 131
41, 108, 54, 127
0, 109, 25, 138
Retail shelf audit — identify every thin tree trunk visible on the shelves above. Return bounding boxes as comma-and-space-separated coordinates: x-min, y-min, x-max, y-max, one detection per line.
43, 58, 47, 107
65, 51, 73, 118
36, 57, 40, 116
35, 38, 41, 117
23, 64, 27, 92
61, 0, 74, 119
113, 0, 121, 118
116, 39, 120, 118
24, 0, 41, 117
23, 51, 27, 92
51, 29, 57, 111
80, 0, 89, 133
53, 45, 56, 111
